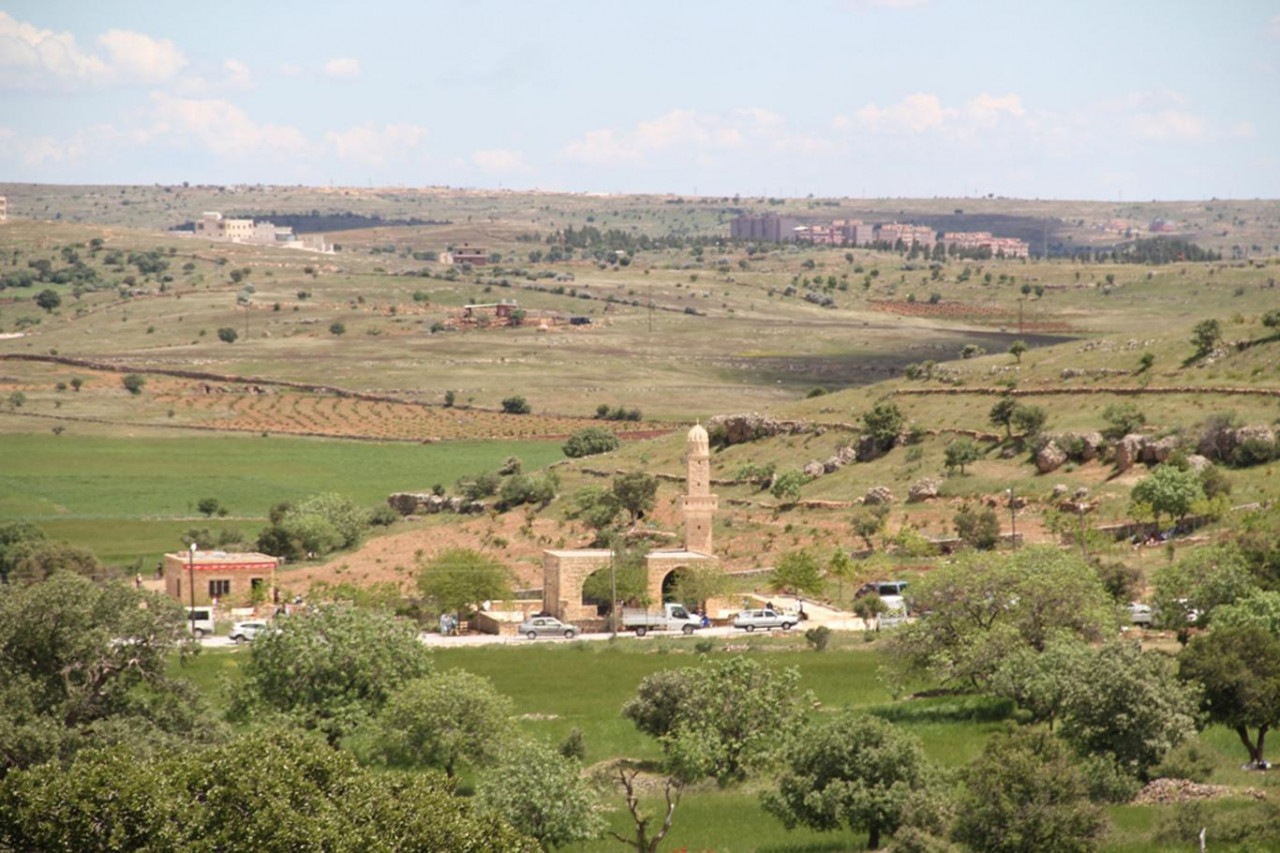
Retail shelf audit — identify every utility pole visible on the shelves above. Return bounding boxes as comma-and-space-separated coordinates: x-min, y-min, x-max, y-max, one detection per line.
610, 547, 618, 641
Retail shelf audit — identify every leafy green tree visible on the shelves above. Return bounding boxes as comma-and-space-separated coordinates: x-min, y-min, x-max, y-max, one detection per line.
989, 638, 1093, 730
1138, 351, 1155, 372
1130, 464, 1204, 528
0, 573, 211, 775
852, 593, 889, 630
501, 395, 531, 414
611, 471, 657, 522
828, 547, 859, 598
564, 486, 621, 534
771, 469, 810, 503
1212, 590, 1280, 635
329, 321, 346, 336
416, 548, 513, 617
1010, 403, 1048, 437
197, 497, 222, 517
233, 605, 432, 745
1008, 339, 1028, 364
121, 373, 145, 395
953, 505, 1000, 550
943, 437, 981, 474
0, 522, 46, 583
1, 539, 103, 584
0, 732, 537, 853
769, 549, 825, 597
887, 548, 1114, 687
862, 401, 906, 453
1180, 626, 1280, 766
373, 671, 514, 777
623, 656, 808, 784
1151, 544, 1257, 629
667, 564, 728, 610
851, 504, 889, 550
562, 426, 621, 458
476, 738, 605, 851
278, 492, 370, 556
34, 289, 60, 313
1101, 402, 1146, 439
953, 729, 1105, 853
1191, 318, 1221, 356
69, 377, 83, 391
216, 327, 238, 343
763, 713, 932, 850
1059, 641, 1201, 779
989, 396, 1018, 438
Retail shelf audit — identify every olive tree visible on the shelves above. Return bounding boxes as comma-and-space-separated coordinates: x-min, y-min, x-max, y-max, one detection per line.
476, 738, 605, 851
1130, 464, 1204, 528
1180, 626, 1280, 767
416, 548, 513, 617
763, 713, 933, 850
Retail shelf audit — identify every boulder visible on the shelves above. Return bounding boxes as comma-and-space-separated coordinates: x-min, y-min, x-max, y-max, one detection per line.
1141, 436, 1180, 465
1036, 440, 1068, 474
1185, 454, 1212, 473
705, 412, 809, 447
1073, 486, 1090, 500
908, 477, 941, 503
1052, 484, 1069, 499
864, 486, 894, 506
803, 460, 826, 479
1115, 434, 1144, 472
1076, 431, 1105, 462
856, 434, 881, 462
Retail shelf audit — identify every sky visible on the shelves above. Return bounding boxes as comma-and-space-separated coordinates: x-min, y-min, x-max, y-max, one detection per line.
1, 0, 1278, 200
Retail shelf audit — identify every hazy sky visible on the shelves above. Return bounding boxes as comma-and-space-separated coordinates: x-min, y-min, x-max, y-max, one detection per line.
2, 0, 1278, 199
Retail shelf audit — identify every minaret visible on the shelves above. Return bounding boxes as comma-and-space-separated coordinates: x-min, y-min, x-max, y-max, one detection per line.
682, 423, 718, 554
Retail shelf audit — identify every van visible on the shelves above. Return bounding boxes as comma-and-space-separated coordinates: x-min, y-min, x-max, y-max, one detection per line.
183, 606, 216, 638
855, 581, 909, 615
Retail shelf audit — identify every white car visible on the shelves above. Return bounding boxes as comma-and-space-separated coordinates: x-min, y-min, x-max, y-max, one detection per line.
1126, 603, 1153, 627
229, 620, 270, 643
733, 609, 798, 632
518, 616, 579, 640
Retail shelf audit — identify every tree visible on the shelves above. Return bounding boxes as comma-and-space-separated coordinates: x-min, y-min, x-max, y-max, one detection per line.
121, 373, 145, 395
610, 768, 684, 853
862, 401, 905, 453
277, 492, 370, 556
1151, 543, 1257, 629
216, 327, 238, 343
1180, 626, 1280, 767
623, 656, 807, 784
1058, 640, 1201, 779
562, 427, 620, 458
233, 605, 432, 745
501, 395, 531, 415
667, 564, 728, 610
1101, 402, 1146, 439
476, 738, 605, 850
416, 548, 513, 617
0, 522, 46, 584
1138, 351, 1155, 372
989, 638, 1093, 729
373, 671, 514, 777
2, 538, 104, 584
770, 469, 810, 503
69, 377, 83, 392
763, 713, 932, 850
34, 289, 60, 313
0, 732, 537, 853
1008, 339, 1028, 363
886, 548, 1115, 687
1010, 403, 1047, 437
943, 437, 981, 474
564, 486, 621, 535
1191, 318, 1221, 356
329, 321, 346, 335
989, 396, 1018, 438
611, 471, 657, 522
852, 593, 889, 631
1130, 464, 1204, 528
828, 547, 859, 599
953, 729, 1105, 853
0, 573, 210, 775
197, 497, 222, 517
953, 504, 1000, 550
1212, 589, 1280, 635
769, 549, 825, 597
851, 504, 889, 550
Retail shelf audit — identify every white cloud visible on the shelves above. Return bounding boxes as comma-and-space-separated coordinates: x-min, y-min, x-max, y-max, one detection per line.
173, 58, 254, 96
280, 62, 302, 77
1270, 13, 1280, 38
854, 93, 954, 133
147, 93, 312, 160
324, 57, 360, 79
1230, 120, 1256, 138
324, 122, 428, 166
1129, 109, 1208, 141
562, 108, 830, 165
850, 92, 1029, 136
471, 148, 530, 174
0, 11, 186, 89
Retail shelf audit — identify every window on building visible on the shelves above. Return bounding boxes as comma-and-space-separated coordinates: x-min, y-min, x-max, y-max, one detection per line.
250, 577, 265, 589
208, 579, 231, 598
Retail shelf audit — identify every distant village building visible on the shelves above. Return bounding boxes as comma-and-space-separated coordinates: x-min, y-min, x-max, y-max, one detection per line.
730, 213, 801, 243
1149, 219, 1179, 233
875, 222, 937, 249
942, 231, 1030, 258
192, 211, 331, 253
163, 549, 279, 606
449, 243, 489, 265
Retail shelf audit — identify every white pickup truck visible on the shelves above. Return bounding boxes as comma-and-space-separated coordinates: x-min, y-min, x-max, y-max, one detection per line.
620, 603, 703, 637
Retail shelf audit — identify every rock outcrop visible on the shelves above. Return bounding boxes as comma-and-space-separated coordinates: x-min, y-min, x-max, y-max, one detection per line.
1035, 440, 1068, 474
706, 412, 809, 447
864, 486, 894, 505
908, 478, 941, 503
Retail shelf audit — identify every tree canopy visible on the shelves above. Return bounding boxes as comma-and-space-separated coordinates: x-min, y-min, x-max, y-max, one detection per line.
1130, 464, 1204, 528
476, 738, 605, 851
416, 548, 514, 616
1180, 625, 1280, 766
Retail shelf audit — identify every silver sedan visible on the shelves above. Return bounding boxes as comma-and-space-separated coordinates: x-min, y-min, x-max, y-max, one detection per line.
518, 616, 580, 640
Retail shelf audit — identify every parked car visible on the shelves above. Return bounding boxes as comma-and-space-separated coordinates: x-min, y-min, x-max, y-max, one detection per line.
733, 608, 798, 632
855, 581, 909, 615
229, 620, 270, 643
519, 616, 579, 640
183, 606, 215, 638
1126, 602, 1154, 627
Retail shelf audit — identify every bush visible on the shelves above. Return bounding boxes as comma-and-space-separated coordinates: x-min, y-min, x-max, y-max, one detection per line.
804, 625, 832, 651
1153, 741, 1216, 784
121, 374, 145, 395
954, 505, 1000, 550
328, 322, 345, 336
1101, 402, 1145, 439
500, 396, 531, 415
217, 327, 238, 344
562, 427, 620, 458
369, 505, 400, 527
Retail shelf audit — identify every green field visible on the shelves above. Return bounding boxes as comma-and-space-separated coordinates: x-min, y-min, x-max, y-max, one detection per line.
0, 432, 564, 565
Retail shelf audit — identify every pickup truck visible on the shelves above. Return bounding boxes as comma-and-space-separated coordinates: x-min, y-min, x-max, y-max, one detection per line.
620, 603, 703, 637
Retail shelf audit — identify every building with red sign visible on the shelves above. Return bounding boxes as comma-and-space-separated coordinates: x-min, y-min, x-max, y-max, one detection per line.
163, 550, 279, 605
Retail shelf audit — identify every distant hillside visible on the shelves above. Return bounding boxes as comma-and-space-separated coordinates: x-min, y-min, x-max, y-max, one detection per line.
171, 212, 453, 233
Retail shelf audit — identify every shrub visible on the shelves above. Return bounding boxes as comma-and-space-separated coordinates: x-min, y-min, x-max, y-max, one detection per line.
217, 327, 238, 343
804, 625, 832, 651
328, 321, 346, 336
1101, 402, 1146, 439
954, 505, 1000, 550
562, 427, 620, 458
121, 374, 145, 395
500, 396, 531, 415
